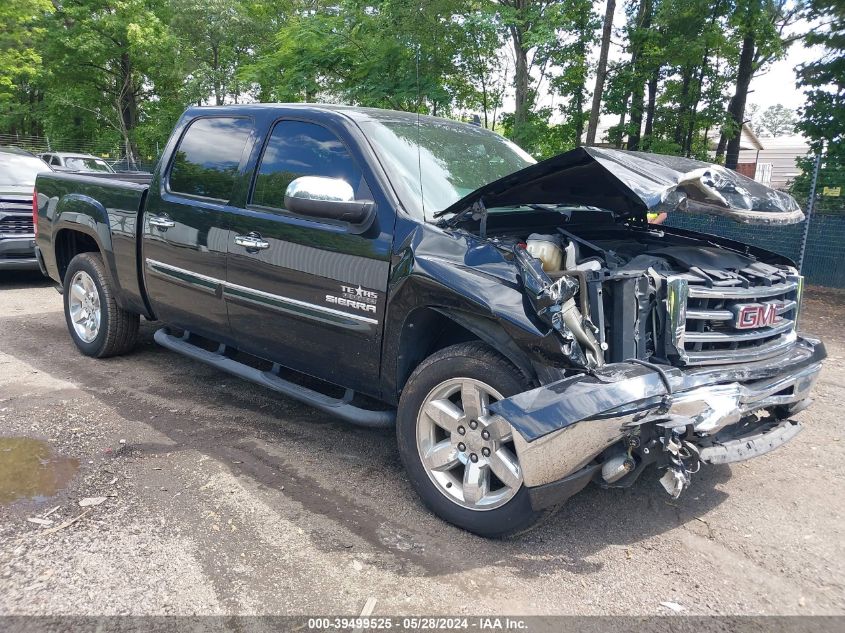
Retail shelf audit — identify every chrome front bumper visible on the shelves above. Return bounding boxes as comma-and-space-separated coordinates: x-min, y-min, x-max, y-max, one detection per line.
491, 337, 825, 493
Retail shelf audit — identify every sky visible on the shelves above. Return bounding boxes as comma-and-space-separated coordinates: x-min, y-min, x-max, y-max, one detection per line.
748, 34, 821, 112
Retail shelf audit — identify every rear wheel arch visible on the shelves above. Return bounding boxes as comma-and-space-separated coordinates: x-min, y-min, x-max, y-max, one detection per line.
55, 227, 101, 282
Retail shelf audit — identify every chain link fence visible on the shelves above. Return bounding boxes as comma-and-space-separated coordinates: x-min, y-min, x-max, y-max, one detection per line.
0, 133, 158, 173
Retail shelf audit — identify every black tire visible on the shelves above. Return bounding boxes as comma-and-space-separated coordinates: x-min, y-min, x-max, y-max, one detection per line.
397, 341, 547, 538
63, 252, 139, 358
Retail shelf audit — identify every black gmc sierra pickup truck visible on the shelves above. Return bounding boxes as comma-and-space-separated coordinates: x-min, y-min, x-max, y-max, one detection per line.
34, 104, 825, 537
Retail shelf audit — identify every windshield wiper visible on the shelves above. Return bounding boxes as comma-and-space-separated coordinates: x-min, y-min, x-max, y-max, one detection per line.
435, 198, 487, 232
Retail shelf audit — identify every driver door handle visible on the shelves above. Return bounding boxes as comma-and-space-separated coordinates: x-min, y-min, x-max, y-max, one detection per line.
149, 214, 175, 230
234, 232, 270, 251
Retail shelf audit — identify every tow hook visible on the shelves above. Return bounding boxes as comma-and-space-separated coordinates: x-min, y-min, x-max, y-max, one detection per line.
659, 432, 700, 498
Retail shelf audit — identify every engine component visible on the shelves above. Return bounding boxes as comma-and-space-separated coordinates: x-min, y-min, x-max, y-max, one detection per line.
601, 453, 636, 483
525, 234, 563, 272
575, 259, 601, 272
657, 431, 701, 498
659, 467, 689, 498
554, 296, 605, 366
562, 239, 577, 270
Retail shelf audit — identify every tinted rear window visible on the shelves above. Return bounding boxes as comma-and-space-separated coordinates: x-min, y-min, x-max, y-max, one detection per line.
169, 117, 252, 201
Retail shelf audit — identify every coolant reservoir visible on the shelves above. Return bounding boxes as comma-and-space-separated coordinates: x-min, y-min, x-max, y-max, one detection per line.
525, 234, 563, 272
562, 240, 577, 270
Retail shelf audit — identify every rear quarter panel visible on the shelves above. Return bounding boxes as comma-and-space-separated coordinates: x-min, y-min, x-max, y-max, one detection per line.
35, 171, 150, 315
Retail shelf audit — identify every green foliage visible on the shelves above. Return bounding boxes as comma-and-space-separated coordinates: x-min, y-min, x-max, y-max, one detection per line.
0, 0, 51, 99
0, 0, 821, 174
797, 0, 845, 162
0, 0, 52, 135
792, 0, 845, 213
36, 0, 184, 161
239, 1, 490, 115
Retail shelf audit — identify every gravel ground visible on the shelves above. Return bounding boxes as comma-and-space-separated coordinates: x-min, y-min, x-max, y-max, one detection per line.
0, 270, 844, 617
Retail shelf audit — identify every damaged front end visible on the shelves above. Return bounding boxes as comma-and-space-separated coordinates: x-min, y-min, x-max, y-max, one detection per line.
489, 337, 825, 510
421, 146, 824, 511
512, 245, 605, 369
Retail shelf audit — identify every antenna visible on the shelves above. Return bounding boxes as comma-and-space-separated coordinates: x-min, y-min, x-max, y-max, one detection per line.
415, 13, 425, 221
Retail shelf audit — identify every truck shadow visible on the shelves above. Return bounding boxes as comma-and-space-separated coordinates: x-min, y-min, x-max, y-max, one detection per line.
0, 270, 53, 289
4, 315, 734, 580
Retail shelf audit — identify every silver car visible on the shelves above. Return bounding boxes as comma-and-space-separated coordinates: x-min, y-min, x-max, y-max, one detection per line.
38, 152, 115, 173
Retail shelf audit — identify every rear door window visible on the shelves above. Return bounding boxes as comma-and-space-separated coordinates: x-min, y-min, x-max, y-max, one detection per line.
169, 117, 252, 202
250, 120, 367, 211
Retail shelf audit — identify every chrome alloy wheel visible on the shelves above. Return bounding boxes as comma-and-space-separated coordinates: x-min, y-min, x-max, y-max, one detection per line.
68, 270, 101, 343
416, 378, 523, 510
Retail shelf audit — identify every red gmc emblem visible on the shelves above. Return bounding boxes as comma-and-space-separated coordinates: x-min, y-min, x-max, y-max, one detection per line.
733, 303, 779, 329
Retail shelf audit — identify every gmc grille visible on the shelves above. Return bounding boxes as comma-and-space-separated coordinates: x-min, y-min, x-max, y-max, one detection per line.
0, 213, 35, 237
674, 278, 801, 365
0, 196, 33, 213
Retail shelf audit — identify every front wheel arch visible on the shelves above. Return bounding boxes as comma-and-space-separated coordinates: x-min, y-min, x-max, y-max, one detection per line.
394, 307, 537, 400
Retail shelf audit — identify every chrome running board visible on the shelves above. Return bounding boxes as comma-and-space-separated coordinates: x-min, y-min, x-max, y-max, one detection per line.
153, 328, 395, 428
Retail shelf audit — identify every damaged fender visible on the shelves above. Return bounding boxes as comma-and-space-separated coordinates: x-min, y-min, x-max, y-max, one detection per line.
381, 221, 581, 401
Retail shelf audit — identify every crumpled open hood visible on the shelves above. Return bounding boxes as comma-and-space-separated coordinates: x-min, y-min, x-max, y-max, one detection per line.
435, 146, 804, 226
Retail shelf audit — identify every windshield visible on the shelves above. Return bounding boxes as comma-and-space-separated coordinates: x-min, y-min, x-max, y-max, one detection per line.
65, 157, 113, 172
0, 154, 50, 186
360, 117, 534, 221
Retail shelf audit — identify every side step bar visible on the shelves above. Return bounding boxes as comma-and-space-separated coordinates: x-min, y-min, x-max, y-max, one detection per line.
153, 328, 395, 428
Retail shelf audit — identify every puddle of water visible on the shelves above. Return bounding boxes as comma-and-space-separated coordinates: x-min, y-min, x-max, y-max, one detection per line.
0, 437, 79, 506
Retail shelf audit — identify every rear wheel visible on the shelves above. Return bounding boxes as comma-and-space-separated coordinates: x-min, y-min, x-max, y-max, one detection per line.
397, 342, 546, 538
63, 253, 139, 358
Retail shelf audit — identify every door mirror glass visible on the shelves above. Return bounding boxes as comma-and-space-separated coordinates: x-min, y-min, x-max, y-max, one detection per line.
284, 176, 374, 225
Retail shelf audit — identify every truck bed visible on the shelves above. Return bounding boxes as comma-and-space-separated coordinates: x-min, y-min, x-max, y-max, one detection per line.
69, 171, 154, 186
35, 170, 151, 315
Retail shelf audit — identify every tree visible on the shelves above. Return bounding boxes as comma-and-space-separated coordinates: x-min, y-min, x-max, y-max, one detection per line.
39, 0, 183, 164
0, 0, 51, 104
625, 0, 655, 150
791, 0, 845, 215
601, 0, 734, 156
451, 7, 506, 128
497, 1, 568, 146
755, 103, 797, 136
244, 1, 475, 113
586, 0, 615, 145
548, 0, 599, 147
0, 0, 52, 136
170, 0, 259, 106
796, 0, 845, 162
717, 0, 801, 168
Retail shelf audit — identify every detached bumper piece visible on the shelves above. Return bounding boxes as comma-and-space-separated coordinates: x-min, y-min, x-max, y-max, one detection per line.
698, 418, 803, 465
489, 337, 825, 510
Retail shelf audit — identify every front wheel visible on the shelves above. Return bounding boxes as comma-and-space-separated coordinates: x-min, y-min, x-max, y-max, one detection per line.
63, 252, 139, 358
396, 342, 547, 538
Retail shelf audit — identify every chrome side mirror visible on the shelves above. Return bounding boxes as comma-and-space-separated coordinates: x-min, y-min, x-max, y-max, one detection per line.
284, 176, 374, 225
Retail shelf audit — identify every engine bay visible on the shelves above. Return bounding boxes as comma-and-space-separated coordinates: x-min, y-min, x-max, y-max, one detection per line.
481, 212, 800, 369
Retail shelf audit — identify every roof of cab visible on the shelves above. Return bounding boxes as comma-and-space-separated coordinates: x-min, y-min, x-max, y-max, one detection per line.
182, 103, 466, 127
